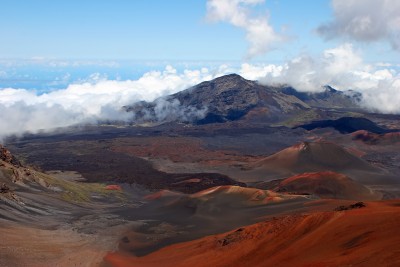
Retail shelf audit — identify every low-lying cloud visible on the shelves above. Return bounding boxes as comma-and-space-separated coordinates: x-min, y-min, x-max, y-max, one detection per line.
318, 0, 400, 50
206, 0, 283, 59
258, 43, 366, 92
0, 65, 227, 141
254, 44, 400, 113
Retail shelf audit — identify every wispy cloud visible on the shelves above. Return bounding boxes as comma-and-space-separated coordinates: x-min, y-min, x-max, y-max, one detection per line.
206, 0, 284, 59
318, 0, 400, 50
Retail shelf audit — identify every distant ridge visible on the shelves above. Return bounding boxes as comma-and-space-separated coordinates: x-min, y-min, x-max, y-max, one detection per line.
126, 74, 368, 125
279, 85, 360, 109
295, 117, 395, 134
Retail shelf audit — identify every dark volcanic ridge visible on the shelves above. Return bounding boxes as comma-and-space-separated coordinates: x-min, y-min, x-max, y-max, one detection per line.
295, 116, 398, 134
279, 85, 361, 109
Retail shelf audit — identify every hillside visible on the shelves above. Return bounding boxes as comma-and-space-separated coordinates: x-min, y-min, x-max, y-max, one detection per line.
271, 171, 380, 200
127, 74, 311, 124
250, 141, 378, 174
104, 200, 400, 267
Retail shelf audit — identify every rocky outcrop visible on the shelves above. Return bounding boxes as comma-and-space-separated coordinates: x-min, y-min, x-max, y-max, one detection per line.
0, 145, 22, 167
0, 183, 10, 193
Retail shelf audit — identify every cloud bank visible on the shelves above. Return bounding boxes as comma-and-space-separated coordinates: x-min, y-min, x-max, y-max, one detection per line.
253, 44, 400, 113
206, 0, 283, 58
258, 43, 365, 92
0, 66, 228, 141
318, 0, 400, 50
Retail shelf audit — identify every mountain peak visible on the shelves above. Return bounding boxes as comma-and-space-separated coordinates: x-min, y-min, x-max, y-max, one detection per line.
175, 73, 310, 124
216, 73, 245, 79
323, 85, 338, 93
195, 73, 255, 94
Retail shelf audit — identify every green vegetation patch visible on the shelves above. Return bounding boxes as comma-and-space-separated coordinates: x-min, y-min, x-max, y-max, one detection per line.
274, 110, 320, 127
34, 172, 124, 203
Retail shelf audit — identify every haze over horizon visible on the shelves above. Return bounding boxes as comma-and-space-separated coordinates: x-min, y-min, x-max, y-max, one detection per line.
0, 0, 399, 139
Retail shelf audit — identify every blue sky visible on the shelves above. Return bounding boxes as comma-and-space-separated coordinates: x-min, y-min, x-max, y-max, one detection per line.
0, 0, 396, 62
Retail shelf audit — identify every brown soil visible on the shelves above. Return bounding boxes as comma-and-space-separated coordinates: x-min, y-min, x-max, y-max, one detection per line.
0, 222, 125, 267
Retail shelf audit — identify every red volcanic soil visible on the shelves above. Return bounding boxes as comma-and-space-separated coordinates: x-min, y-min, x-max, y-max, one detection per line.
143, 185, 307, 210
275, 171, 380, 200
105, 185, 122, 190
104, 200, 400, 267
352, 130, 400, 145
143, 189, 183, 201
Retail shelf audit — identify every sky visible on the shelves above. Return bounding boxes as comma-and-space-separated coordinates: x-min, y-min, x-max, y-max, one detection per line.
0, 0, 399, 140
0, 0, 397, 62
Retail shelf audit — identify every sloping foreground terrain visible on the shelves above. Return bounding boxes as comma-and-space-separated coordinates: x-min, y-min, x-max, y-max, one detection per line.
104, 200, 400, 267
0, 145, 138, 267
3, 142, 398, 267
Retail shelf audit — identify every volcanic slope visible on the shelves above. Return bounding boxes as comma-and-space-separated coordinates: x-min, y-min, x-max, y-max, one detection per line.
104, 200, 400, 267
113, 185, 319, 257
129, 74, 311, 124
0, 145, 125, 223
245, 141, 394, 184
263, 171, 381, 200
0, 145, 139, 267
250, 141, 379, 178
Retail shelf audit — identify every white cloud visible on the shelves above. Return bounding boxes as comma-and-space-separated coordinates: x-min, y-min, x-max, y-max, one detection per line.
360, 77, 400, 113
251, 43, 400, 113
206, 0, 283, 59
256, 43, 367, 92
239, 63, 282, 80
0, 65, 230, 141
318, 0, 400, 50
